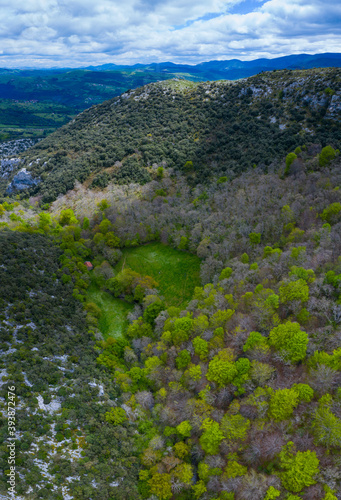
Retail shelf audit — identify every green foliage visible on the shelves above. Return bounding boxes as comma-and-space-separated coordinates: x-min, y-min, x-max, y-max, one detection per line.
289, 266, 315, 283
285, 152, 297, 175
241, 253, 249, 264
319, 145, 337, 167
176, 420, 192, 438
243, 331, 268, 352
105, 407, 128, 426
312, 395, 341, 448
268, 388, 299, 421
178, 236, 189, 250
308, 348, 341, 370
82, 217, 90, 229
156, 166, 164, 179
321, 202, 341, 224
219, 267, 233, 280
210, 308, 235, 328
218, 176, 228, 184
268, 321, 308, 363
224, 461, 247, 478
263, 246, 282, 259
143, 301, 165, 326
171, 316, 193, 345
278, 441, 319, 492
192, 480, 207, 498
292, 383, 314, 402
176, 349, 192, 370
290, 246, 306, 260
249, 232, 261, 245
186, 363, 202, 381
250, 360, 275, 386
127, 317, 153, 339
324, 270, 341, 287
59, 209, 78, 226
233, 357, 251, 394
199, 418, 225, 454
220, 413, 250, 441
279, 279, 309, 304
264, 486, 281, 499
148, 472, 172, 500
206, 349, 237, 387
193, 336, 209, 360
99, 218, 112, 234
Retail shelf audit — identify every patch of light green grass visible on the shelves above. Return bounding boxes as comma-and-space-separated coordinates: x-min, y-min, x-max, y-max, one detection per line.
116, 242, 201, 307
87, 283, 133, 339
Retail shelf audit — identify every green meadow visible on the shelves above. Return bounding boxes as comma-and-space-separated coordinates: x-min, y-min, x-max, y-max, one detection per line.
87, 283, 133, 339
116, 242, 201, 307
87, 243, 201, 338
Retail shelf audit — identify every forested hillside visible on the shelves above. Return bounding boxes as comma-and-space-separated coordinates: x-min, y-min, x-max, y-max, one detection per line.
1, 141, 341, 498
1, 67, 340, 202
0, 68, 341, 499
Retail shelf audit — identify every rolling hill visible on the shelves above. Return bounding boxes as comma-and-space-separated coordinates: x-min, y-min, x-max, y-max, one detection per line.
2, 67, 340, 203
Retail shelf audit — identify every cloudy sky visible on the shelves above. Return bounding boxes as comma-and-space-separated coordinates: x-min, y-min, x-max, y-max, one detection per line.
0, 0, 340, 68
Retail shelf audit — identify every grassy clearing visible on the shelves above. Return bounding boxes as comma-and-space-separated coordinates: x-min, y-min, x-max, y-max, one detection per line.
87, 283, 133, 339
116, 242, 201, 307
86, 243, 201, 338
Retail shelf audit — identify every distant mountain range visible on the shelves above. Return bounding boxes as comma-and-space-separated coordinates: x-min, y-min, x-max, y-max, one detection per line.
84, 53, 341, 79
0, 53, 340, 143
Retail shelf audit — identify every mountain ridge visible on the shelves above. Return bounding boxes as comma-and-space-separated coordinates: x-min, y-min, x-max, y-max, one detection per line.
2, 66, 340, 203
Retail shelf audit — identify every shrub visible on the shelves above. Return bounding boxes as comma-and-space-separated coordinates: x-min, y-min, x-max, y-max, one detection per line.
220, 413, 250, 441
278, 441, 319, 492
311, 395, 341, 448
105, 407, 127, 426
176, 420, 192, 438
219, 267, 233, 280
319, 145, 337, 167
249, 232, 261, 245
279, 279, 309, 304
175, 349, 191, 370
148, 472, 172, 500
243, 331, 268, 352
264, 486, 281, 500
199, 418, 225, 454
292, 383, 314, 402
268, 321, 308, 363
193, 336, 209, 360
285, 152, 297, 175
206, 349, 237, 387
268, 388, 299, 421
241, 253, 249, 264
321, 202, 341, 224
224, 461, 247, 478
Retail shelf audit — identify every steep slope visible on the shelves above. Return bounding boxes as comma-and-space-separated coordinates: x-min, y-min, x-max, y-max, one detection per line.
2, 67, 341, 203
0, 230, 141, 499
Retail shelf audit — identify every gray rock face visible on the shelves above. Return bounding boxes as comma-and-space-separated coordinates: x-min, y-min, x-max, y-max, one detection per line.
326, 92, 341, 119
7, 168, 40, 193
0, 158, 21, 178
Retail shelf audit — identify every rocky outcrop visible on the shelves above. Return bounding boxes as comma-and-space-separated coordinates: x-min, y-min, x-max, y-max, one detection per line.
6, 168, 40, 193
0, 158, 21, 178
325, 92, 341, 119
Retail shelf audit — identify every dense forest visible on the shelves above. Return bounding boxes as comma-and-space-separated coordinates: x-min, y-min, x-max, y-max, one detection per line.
1, 142, 341, 499
0, 68, 341, 499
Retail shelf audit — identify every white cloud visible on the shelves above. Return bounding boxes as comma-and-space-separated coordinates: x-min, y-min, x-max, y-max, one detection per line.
0, 0, 339, 67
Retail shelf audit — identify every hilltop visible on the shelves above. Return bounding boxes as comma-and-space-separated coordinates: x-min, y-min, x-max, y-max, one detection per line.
1, 67, 340, 203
